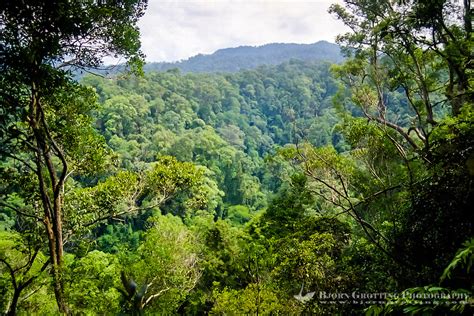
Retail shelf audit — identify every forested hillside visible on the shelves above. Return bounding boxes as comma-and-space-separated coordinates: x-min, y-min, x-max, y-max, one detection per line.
1, 0, 473, 315
81, 60, 345, 213
144, 41, 343, 73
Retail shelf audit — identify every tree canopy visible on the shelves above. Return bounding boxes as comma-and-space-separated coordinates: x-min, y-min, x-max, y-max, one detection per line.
1, 0, 473, 315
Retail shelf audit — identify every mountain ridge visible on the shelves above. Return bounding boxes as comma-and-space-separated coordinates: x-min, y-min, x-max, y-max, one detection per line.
144, 41, 343, 73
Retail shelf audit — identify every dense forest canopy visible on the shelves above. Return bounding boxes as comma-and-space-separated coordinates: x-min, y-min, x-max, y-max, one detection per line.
1, 0, 473, 315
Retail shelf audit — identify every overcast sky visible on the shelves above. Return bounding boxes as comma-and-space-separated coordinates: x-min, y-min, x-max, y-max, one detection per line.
138, 0, 349, 62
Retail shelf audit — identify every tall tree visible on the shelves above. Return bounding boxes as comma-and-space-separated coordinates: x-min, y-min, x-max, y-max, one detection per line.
330, 0, 473, 153
0, 0, 147, 313
325, 0, 474, 283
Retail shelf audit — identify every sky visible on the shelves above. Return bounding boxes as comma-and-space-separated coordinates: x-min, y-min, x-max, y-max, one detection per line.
138, 0, 349, 62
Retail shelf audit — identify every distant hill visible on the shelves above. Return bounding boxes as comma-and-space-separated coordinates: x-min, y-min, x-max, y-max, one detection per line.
144, 41, 343, 73
72, 41, 343, 78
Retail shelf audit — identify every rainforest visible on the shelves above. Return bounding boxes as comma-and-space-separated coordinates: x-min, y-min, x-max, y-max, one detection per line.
0, 0, 473, 315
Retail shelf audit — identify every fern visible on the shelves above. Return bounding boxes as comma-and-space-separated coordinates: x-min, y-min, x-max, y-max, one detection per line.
440, 238, 474, 283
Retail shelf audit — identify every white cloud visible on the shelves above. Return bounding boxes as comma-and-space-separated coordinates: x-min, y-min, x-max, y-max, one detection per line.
138, 0, 349, 62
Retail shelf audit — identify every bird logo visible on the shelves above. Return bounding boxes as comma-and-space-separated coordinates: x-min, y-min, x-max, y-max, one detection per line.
294, 281, 315, 303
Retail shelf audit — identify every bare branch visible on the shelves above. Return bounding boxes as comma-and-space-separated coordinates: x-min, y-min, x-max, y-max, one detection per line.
0, 200, 43, 221
0, 258, 18, 290
144, 288, 170, 307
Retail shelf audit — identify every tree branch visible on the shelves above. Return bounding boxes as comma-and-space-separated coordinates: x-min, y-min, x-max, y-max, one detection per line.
0, 200, 43, 221
144, 288, 170, 307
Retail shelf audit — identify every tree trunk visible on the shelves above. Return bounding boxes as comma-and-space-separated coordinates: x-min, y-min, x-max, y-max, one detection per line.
30, 87, 69, 314
44, 216, 68, 314
7, 288, 21, 316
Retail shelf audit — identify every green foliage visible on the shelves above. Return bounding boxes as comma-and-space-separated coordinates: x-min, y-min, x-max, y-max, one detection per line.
83, 60, 345, 210
44, 82, 114, 175
1, 1, 473, 314
145, 156, 204, 208
1, 0, 147, 312
121, 214, 201, 314
226, 205, 252, 225
272, 232, 338, 289
340, 237, 397, 293
64, 155, 215, 238
64, 171, 140, 235
197, 219, 246, 289
211, 283, 283, 315
96, 224, 141, 254
441, 238, 474, 283
65, 251, 122, 314
0, 231, 51, 314
366, 238, 474, 315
